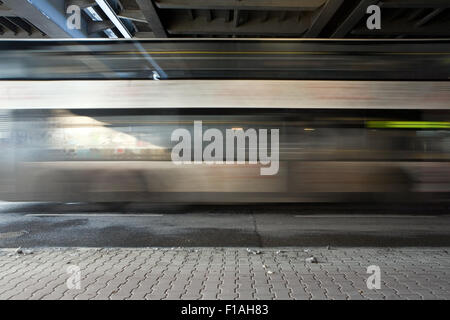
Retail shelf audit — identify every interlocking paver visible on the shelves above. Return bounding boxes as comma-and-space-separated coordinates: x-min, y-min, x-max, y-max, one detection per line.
0, 247, 449, 300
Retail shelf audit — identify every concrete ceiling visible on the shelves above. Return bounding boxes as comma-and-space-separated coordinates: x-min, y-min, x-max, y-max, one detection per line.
0, 0, 449, 39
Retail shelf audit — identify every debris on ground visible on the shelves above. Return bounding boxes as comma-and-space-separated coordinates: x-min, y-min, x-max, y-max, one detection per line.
275, 250, 286, 254
303, 249, 310, 253
13, 247, 33, 255
327, 245, 331, 250
305, 256, 318, 263
267, 270, 274, 275
246, 248, 262, 255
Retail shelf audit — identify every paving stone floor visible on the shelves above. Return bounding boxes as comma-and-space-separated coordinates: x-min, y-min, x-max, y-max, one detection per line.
0, 247, 449, 300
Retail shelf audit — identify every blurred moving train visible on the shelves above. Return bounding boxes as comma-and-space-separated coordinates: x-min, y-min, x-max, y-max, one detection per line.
0, 81, 449, 203
0, 39, 449, 204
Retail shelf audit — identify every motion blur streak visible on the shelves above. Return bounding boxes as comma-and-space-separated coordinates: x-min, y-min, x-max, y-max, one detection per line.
0, 108, 449, 203
0, 39, 450, 80
1, 80, 449, 109
0, 39, 449, 204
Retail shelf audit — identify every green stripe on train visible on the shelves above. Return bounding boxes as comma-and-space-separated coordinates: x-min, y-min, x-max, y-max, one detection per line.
366, 121, 450, 129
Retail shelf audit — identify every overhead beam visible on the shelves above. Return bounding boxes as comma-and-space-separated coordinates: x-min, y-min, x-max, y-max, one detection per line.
379, 0, 450, 9
65, 0, 97, 10
233, 9, 240, 27
407, 9, 426, 21
2, 0, 89, 37
332, 0, 379, 38
0, 17, 18, 34
88, 20, 115, 34
2, 0, 69, 37
304, 0, 344, 37
386, 8, 406, 21
95, 0, 132, 38
155, 0, 327, 11
415, 8, 444, 27
134, 31, 155, 38
206, 10, 213, 22
188, 9, 196, 20
118, 10, 147, 23
135, 0, 167, 37
7, 17, 32, 35
0, 4, 17, 16
0, 32, 46, 38
351, 23, 450, 36
167, 16, 310, 36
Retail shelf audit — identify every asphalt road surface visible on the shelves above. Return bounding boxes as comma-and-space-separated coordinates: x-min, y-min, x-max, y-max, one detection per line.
0, 202, 449, 248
